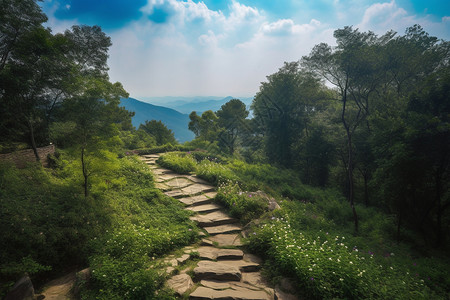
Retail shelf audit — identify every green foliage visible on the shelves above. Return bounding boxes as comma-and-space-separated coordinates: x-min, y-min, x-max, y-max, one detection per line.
137, 144, 195, 155
157, 152, 197, 174
139, 120, 177, 146
246, 216, 436, 299
215, 181, 267, 223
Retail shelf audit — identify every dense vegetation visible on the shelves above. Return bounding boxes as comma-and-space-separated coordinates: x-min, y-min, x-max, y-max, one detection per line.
159, 151, 450, 299
186, 25, 450, 249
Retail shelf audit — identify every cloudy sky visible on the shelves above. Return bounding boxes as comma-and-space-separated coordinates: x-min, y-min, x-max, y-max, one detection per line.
40, 0, 450, 99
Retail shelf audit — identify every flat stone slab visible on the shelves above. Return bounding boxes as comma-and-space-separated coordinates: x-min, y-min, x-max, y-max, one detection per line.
216, 249, 244, 260
158, 173, 185, 181
165, 178, 193, 188
166, 274, 194, 296
177, 254, 191, 265
142, 154, 160, 158
186, 203, 222, 214
153, 168, 175, 175
241, 272, 268, 288
190, 211, 237, 227
164, 190, 186, 198
184, 175, 209, 184
219, 260, 260, 272
209, 234, 243, 247
181, 183, 215, 195
179, 194, 214, 206
190, 286, 271, 300
204, 224, 242, 236
194, 261, 241, 281
197, 246, 218, 260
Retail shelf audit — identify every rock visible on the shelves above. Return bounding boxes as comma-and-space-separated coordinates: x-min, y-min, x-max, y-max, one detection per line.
165, 178, 193, 188
274, 287, 299, 300
216, 249, 244, 260
219, 260, 260, 272
268, 200, 280, 211
177, 254, 191, 265
164, 190, 186, 198
197, 246, 219, 260
179, 194, 213, 206
190, 286, 271, 300
242, 272, 268, 288
209, 234, 243, 247
200, 280, 231, 290
204, 224, 242, 235
194, 261, 241, 281
73, 268, 90, 297
167, 274, 194, 295
5, 275, 35, 300
279, 278, 296, 294
244, 254, 263, 265
201, 239, 215, 246
191, 211, 237, 227
181, 184, 215, 195
38, 271, 78, 300
186, 203, 222, 214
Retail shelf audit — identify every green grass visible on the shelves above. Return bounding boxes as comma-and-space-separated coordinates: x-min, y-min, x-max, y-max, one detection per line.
156, 150, 450, 299
0, 153, 198, 299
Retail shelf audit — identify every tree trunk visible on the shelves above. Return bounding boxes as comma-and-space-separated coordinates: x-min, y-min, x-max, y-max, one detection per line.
346, 127, 358, 232
81, 147, 88, 198
28, 119, 40, 162
364, 171, 369, 207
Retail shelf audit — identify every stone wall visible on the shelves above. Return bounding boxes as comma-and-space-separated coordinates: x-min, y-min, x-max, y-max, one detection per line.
0, 144, 56, 168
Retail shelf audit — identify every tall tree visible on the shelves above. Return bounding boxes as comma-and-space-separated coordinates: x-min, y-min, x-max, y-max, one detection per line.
216, 99, 249, 154
139, 120, 176, 146
302, 27, 395, 231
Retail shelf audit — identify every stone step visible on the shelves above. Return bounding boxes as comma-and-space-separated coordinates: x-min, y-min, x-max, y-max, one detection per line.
153, 168, 175, 175
190, 211, 237, 227
186, 203, 222, 214
178, 192, 216, 206
208, 233, 243, 247
142, 154, 160, 158
164, 190, 187, 198
165, 178, 193, 189
217, 249, 244, 260
193, 261, 241, 282
189, 286, 272, 300
219, 260, 260, 272
204, 224, 242, 236
180, 183, 216, 195
166, 274, 194, 296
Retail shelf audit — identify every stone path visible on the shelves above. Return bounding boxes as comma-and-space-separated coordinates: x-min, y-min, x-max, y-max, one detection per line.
140, 154, 299, 300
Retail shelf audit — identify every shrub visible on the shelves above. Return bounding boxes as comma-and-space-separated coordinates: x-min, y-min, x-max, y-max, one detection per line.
215, 181, 267, 223
157, 152, 197, 174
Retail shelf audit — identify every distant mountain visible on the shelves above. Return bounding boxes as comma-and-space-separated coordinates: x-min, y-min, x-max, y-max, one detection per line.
164, 96, 254, 114
119, 98, 195, 143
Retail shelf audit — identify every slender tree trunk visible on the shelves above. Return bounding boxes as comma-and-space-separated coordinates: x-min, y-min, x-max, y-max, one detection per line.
363, 171, 369, 207
81, 147, 88, 198
344, 115, 358, 232
435, 172, 442, 247
397, 213, 402, 243
28, 118, 40, 162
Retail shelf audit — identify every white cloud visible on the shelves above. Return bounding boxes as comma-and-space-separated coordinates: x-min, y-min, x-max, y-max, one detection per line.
260, 18, 321, 36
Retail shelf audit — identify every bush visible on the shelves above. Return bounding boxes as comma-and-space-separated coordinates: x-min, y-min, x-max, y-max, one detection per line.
157, 152, 197, 174
136, 144, 195, 155
215, 181, 267, 223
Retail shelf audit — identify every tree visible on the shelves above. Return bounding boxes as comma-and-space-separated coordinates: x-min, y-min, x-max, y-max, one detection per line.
252, 62, 325, 167
0, 0, 47, 71
302, 27, 395, 232
188, 110, 219, 142
216, 99, 249, 154
139, 120, 176, 145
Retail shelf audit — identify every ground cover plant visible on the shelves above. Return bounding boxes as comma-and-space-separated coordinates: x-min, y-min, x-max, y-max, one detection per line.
158, 151, 450, 299
0, 153, 198, 299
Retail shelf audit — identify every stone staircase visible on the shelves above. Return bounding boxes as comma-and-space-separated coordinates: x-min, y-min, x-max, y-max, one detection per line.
140, 154, 299, 300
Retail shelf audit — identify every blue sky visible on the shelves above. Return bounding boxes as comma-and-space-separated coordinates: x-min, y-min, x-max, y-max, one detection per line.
40, 0, 450, 99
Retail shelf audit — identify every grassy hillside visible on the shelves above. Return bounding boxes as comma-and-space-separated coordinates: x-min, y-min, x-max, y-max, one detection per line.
0, 153, 197, 299
158, 151, 450, 299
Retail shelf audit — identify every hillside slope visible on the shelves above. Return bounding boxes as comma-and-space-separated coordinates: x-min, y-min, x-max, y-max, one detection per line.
119, 98, 194, 143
